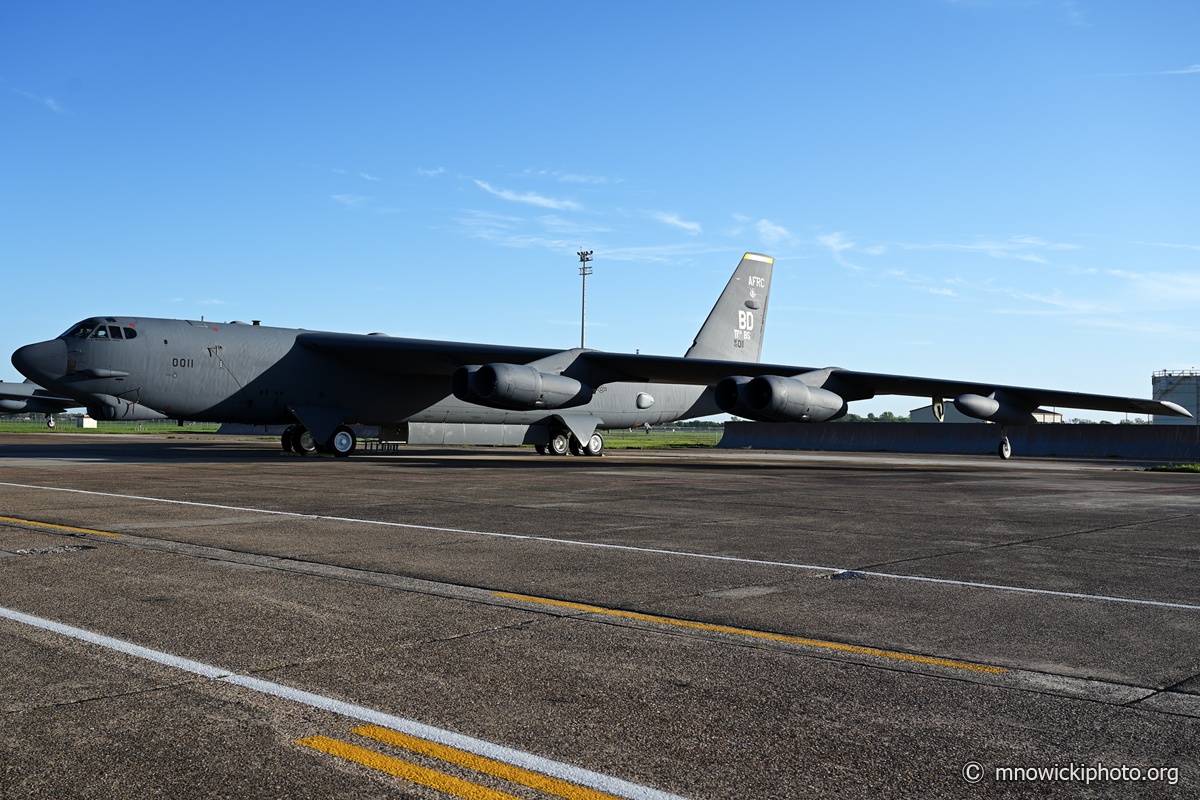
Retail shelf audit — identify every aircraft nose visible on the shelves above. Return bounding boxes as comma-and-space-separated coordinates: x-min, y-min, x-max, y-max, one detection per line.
12, 339, 68, 383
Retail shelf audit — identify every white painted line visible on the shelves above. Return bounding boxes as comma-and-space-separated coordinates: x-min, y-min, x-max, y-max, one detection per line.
0, 604, 688, 800
3, 481, 1198, 612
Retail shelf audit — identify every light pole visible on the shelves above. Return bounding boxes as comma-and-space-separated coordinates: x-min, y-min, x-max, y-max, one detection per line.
577, 250, 593, 349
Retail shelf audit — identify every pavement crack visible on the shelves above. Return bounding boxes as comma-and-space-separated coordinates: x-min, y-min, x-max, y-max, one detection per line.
6, 678, 204, 713
851, 513, 1196, 572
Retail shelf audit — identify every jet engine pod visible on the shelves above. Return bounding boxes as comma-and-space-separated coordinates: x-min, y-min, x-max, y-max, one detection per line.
468, 363, 593, 410
744, 375, 848, 423
714, 376, 775, 422
953, 393, 1037, 426
451, 365, 486, 404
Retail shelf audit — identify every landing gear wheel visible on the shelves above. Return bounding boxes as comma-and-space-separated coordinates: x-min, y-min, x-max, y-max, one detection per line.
534, 444, 548, 455
46, 417, 56, 429
998, 437, 1012, 460
293, 427, 319, 456
582, 432, 604, 457
281, 425, 296, 452
327, 425, 357, 457
548, 431, 570, 456
569, 436, 586, 457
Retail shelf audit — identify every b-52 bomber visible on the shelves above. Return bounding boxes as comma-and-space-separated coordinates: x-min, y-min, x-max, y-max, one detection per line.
11, 253, 1191, 459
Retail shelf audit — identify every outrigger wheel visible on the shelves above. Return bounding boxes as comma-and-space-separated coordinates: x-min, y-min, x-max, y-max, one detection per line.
281, 425, 296, 452
998, 437, 1012, 460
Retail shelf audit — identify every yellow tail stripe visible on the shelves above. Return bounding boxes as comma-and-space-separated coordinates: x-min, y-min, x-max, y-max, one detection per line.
297, 736, 526, 800
0, 516, 121, 537
353, 725, 624, 800
494, 592, 1007, 675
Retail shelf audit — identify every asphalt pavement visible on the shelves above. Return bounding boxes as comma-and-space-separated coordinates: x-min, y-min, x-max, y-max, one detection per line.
1, 433, 1197, 798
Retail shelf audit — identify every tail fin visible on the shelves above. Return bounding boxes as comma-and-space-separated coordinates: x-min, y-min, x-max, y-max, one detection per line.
684, 253, 774, 363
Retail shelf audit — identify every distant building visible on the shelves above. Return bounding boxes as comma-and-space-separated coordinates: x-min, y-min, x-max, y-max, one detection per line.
910, 403, 1062, 424
1153, 370, 1200, 426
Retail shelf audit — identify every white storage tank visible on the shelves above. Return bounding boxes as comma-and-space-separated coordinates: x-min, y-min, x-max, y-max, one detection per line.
1152, 370, 1200, 425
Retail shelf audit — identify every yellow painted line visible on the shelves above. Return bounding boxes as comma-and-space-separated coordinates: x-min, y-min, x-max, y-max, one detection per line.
494, 592, 1007, 675
0, 516, 121, 537
297, 736, 525, 800
353, 725, 624, 800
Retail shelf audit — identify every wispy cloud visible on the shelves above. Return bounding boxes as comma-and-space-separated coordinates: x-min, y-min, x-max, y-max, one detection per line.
518, 169, 620, 184
331, 194, 369, 207
757, 220, 791, 246
360, 172, 380, 181
927, 287, 957, 296
1108, 269, 1200, 306
417, 167, 445, 176
198, 299, 229, 306
15, 89, 67, 114
475, 180, 581, 211
652, 212, 702, 235
538, 215, 611, 235
817, 232, 863, 271
1134, 240, 1200, 251
1101, 64, 1200, 77
898, 235, 1077, 263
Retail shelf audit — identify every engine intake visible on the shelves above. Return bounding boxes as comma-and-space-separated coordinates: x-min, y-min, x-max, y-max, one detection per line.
452, 363, 593, 410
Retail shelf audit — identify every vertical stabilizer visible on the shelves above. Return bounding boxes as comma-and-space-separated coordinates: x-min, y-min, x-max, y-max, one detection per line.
684, 253, 774, 363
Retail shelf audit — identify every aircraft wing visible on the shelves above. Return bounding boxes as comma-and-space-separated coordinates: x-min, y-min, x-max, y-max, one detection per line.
298, 334, 1191, 419
578, 352, 1192, 419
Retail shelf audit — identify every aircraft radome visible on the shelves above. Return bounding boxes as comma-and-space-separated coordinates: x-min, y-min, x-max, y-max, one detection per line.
10, 253, 1191, 459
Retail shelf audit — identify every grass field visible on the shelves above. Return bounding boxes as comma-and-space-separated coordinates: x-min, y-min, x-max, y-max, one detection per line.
0, 419, 220, 434
601, 429, 723, 449
1146, 463, 1200, 473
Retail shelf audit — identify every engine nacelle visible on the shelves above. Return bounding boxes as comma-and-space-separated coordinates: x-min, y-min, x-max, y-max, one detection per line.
716, 374, 847, 423
953, 393, 1037, 426
744, 375, 848, 423
453, 363, 593, 410
714, 376, 776, 422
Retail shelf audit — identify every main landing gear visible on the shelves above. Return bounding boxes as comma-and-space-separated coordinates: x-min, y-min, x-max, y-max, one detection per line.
537, 429, 604, 457
282, 424, 357, 457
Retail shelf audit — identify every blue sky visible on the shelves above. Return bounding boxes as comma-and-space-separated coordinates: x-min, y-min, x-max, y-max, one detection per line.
3, 1, 1197, 419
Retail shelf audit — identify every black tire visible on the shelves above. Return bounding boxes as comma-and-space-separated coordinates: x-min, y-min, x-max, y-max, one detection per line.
293, 427, 318, 456
534, 444, 547, 455
281, 425, 296, 452
548, 432, 570, 456
327, 425, 357, 458
569, 436, 586, 457
998, 437, 1012, 460
583, 432, 604, 457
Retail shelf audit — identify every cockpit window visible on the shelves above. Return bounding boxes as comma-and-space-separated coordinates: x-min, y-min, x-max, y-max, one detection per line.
123, 327, 138, 339
92, 327, 110, 339
62, 321, 100, 339
108, 326, 124, 339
